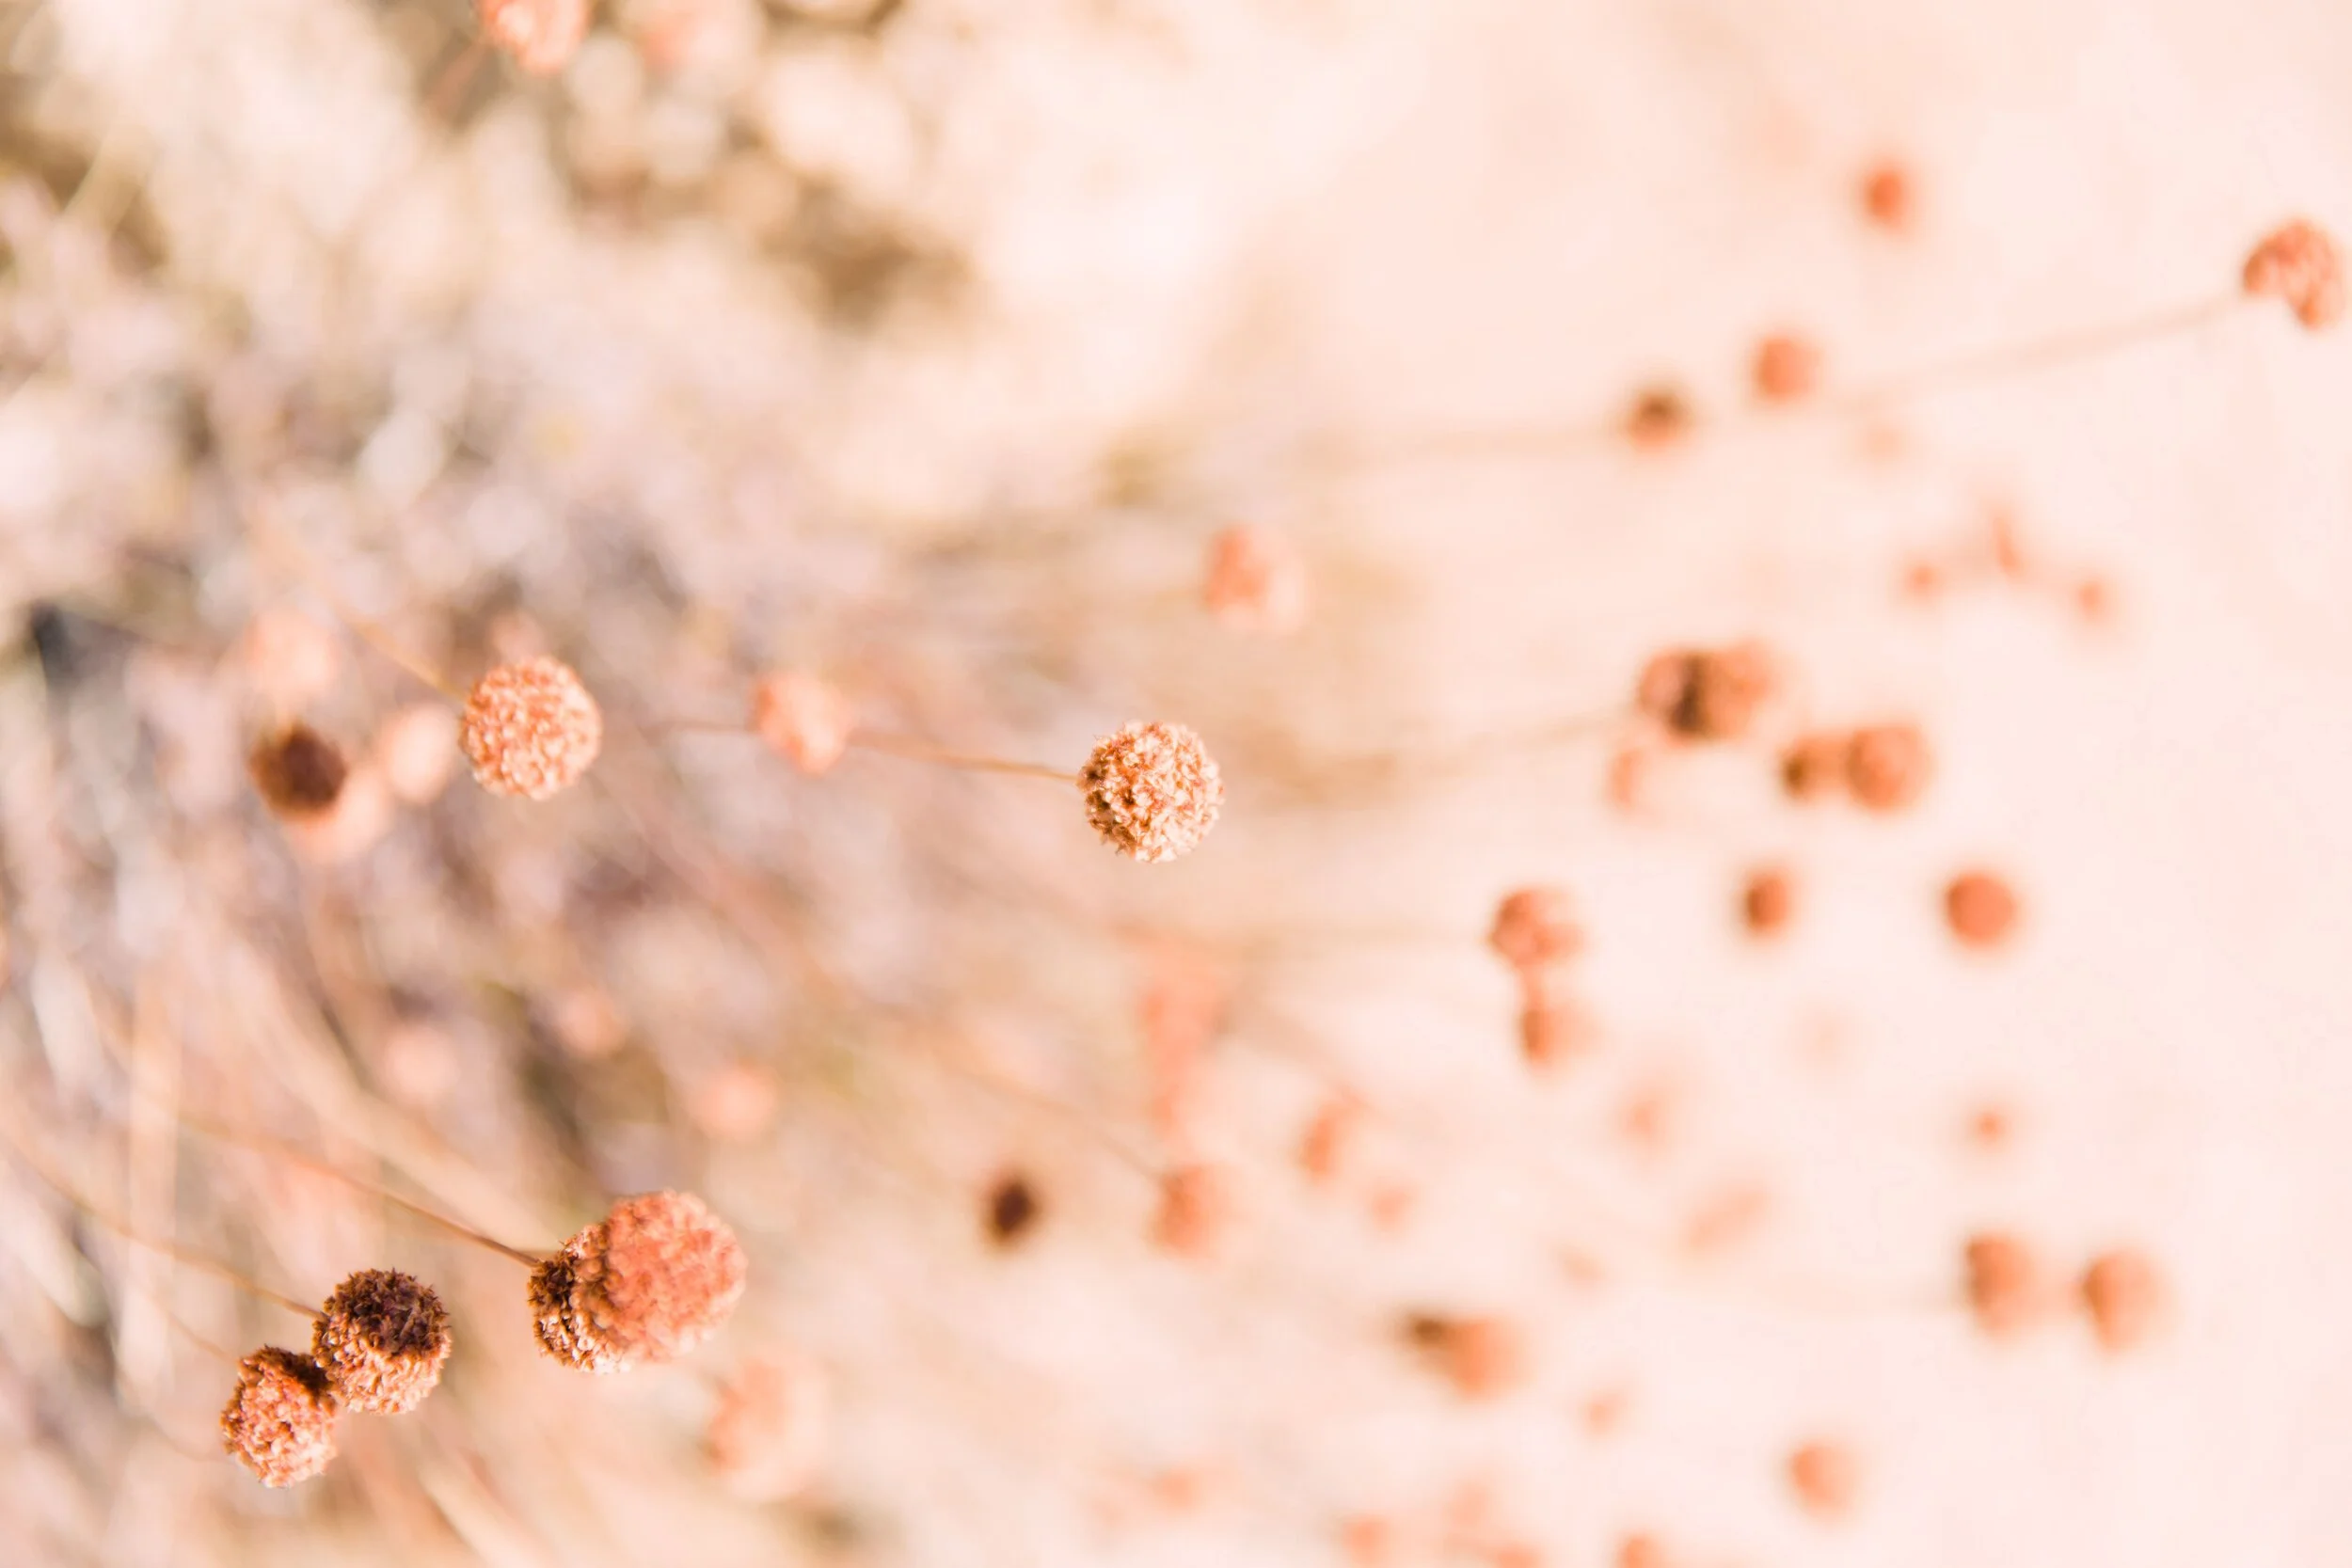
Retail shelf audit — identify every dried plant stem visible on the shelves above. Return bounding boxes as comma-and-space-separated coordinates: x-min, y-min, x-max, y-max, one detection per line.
179, 1117, 546, 1267
849, 731, 1077, 783
0, 1108, 322, 1319
241, 490, 466, 704
1340, 293, 2244, 468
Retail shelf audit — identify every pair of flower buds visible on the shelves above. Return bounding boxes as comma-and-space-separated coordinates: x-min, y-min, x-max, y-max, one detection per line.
221, 1191, 745, 1486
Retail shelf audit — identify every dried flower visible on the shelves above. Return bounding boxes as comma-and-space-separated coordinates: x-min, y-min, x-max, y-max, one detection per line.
531, 1191, 749, 1372
1860, 161, 1915, 231
248, 722, 349, 822
1779, 731, 1848, 801
311, 1269, 453, 1415
1636, 642, 1775, 742
1846, 722, 1931, 812
1081, 722, 1223, 863
461, 657, 603, 800
1740, 866, 1795, 939
1517, 974, 1596, 1069
219, 1347, 339, 1487
1963, 1231, 2048, 1338
750, 671, 854, 775
1152, 1164, 1232, 1259
1944, 869, 2021, 950
478, 0, 589, 75
2242, 219, 2344, 330
1787, 1438, 1860, 1519
707, 1352, 829, 1500
2080, 1248, 2165, 1353
1298, 1096, 1362, 1185
1405, 1313, 1526, 1401
1623, 387, 1692, 449
1752, 333, 1821, 404
983, 1170, 1043, 1248
1202, 524, 1310, 636
1488, 886, 1581, 973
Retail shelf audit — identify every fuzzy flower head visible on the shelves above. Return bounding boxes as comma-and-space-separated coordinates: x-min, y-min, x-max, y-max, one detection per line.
1081, 722, 1223, 863
220, 1347, 339, 1487
1488, 886, 1581, 972
2243, 219, 2344, 330
478, 0, 588, 75
248, 722, 350, 822
1202, 525, 1310, 636
311, 1269, 453, 1415
750, 670, 854, 775
1636, 642, 1775, 742
531, 1192, 748, 1373
461, 657, 603, 800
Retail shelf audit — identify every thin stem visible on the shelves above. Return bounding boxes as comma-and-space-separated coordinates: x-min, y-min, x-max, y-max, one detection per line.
180, 1117, 546, 1268
0, 1108, 321, 1319
241, 492, 466, 704
850, 731, 1076, 784
1330, 293, 2245, 470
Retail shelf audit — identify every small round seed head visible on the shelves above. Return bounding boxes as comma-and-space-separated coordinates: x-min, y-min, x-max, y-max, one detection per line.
1202, 524, 1310, 636
311, 1269, 453, 1415
1963, 1230, 2048, 1338
1636, 642, 1775, 742
220, 1347, 339, 1487
1740, 866, 1796, 939
543, 1192, 750, 1371
248, 723, 350, 822
983, 1170, 1043, 1249
1780, 732, 1848, 801
1152, 1164, 1232, 1259
1944, 869, 2021, 950
1516, 971, 1597, 1070
2242, 219, 2345, 330
1488, 886, 1581, 972
750, 671, 853, 775
478, 0, 588, 75
1623, 386, 1692, 449
1081, 722, 1223, 863
237, 609, 342, 707
1845, 722, 1931, 812
2081, 1247, 2166, 1353
528, 1247, 620, 1373
1752, 333, 1822, 404
1404, 1313, 1527, 1402
1860, 160, 1915, 231
1787, 1439, 1860, 1520
461, 657, 603, 800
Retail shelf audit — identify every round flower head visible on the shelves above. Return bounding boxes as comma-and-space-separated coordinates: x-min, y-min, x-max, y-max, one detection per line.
750, 670, 853, 775
1636, 642, 1774, 742
1963, 1230, 2047, 1338
1202, 525, 1310, 636
311, 1269, 453, 1414
479, 0, 588, 75
1944, 869, 2020, 950
2243, 219, 2344, 330
1751, 333, 1821, 404
2081, 1247, 2165, 1353
248, 722, 350, 822
1787, 1439, 1860, 1519
1845, 722, 1931, 812
220, 1347, 339, 1487
532, 1192, 748, 1373
461, 657, 603, 800
1488, 886, 1581, 972
1080, 722, 1223, 863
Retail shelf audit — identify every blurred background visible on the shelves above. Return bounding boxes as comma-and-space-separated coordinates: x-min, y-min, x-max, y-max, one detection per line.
4, 0, 2351, 1562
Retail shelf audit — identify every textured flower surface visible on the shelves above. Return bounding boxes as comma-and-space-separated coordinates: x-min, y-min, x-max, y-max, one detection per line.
2243, 219, 2345, 329
1080, 722, 1224, 863
312, 1269, 453, 1415
219, 1348, 339, 1488
532, 1192, 749, 1372
460, 657, 604, 800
